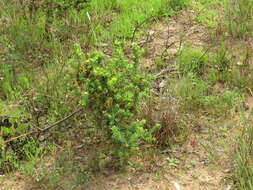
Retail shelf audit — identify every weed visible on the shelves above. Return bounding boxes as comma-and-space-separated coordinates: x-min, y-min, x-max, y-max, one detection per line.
172, 73, 242, 117
0, 62, 31, 101
86, 0, 176, 42
155, 57, 167, 70
154, 172, 164, 180
166, 157, 180, 167
38, 149, 91, 189
234, 121, 253, 189
192, 0, 221, 28
200, 142, 218, 163
213, 43, 231, 73
0, 102, 36, 173
172, 73, 210, 111
0, 64, 15, 100
177, 47, 209, 76
225, 0, 253, 39
169, 0, 189, 11
207, 43, 232, 84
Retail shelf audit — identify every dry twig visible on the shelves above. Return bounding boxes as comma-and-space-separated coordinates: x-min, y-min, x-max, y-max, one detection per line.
0, 107, 83, 145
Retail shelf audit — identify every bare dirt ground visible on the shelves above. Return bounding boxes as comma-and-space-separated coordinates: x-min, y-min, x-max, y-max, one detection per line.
0, 8, 247, 190
140, 9, 211, 72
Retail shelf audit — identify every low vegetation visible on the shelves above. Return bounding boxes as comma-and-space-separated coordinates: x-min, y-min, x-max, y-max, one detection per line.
0, 0, 253, 189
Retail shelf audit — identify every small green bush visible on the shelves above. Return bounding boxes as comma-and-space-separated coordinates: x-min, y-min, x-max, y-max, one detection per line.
71, 42, 155, 164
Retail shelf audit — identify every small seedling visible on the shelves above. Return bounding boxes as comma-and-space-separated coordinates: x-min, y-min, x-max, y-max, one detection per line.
166, 157, 180, 167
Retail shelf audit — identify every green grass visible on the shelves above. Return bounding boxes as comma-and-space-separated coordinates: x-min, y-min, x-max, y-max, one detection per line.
1, 0, 252, 188
191, 0, 223, 28
171, 73, 241, 116
192, 0, 253, 39
177, 46, 209, 76
90, 0, 163, 39
33, 142, 91, 189
225, 0, 253, 39
0, 0, 190, 176
234, 120, 253, 190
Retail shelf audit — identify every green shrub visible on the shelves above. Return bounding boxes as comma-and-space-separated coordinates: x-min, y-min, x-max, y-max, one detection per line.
71, 42, 155, 164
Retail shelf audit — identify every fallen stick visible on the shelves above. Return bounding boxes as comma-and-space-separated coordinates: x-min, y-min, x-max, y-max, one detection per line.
155, 67, 178, 78
0, 107, 83, 145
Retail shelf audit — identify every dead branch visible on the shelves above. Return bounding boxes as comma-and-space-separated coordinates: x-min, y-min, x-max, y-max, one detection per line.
155, 67, 178, 78
131, 15, 156, 42
0, 107, 83, 145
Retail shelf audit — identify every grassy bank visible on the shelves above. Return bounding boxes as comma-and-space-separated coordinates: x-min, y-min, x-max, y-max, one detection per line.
0, 0, 253, 189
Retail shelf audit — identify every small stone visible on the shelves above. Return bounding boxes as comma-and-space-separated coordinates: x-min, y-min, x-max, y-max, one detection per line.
148, 30, 155, 36
237, 61, 243, 66
159, 80, 167, 88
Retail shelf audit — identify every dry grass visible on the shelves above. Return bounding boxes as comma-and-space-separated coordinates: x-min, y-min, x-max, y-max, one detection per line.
140, 96, 188, 147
